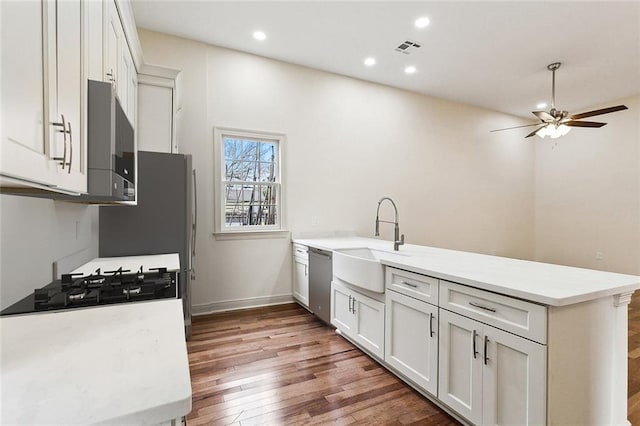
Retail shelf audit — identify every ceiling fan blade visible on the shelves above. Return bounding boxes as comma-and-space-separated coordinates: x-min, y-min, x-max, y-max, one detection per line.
563, 120, 607, 128
525, 126, 546, 138
569, 105, 628, 120
490, 123, 542, 132
532, 111, 554, 121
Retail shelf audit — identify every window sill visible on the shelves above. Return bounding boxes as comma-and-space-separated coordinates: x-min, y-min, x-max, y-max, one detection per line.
213, 229, 291, 241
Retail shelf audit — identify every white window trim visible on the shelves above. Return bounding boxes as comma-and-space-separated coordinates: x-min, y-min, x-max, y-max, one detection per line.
213, 126, 287, 239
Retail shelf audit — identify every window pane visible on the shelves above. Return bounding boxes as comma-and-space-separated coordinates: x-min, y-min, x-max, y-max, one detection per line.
224, 184, 246, 227
219, 130, 282, 231
224, 183, 279, 227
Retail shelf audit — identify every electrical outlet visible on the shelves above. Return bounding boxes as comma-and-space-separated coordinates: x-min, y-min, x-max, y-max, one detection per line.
595, 251, 604, 260
311, 216, 320, 227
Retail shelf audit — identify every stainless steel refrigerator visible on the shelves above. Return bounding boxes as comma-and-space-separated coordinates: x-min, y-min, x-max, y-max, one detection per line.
99, 151, 196, 337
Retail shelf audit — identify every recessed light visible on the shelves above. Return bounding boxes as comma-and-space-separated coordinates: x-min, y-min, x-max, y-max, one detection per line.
253, 31, 267, 41
536, 102, 548, 109
364, 57, 376, 67
415, 16, 430, 29
404, 66, 417, 74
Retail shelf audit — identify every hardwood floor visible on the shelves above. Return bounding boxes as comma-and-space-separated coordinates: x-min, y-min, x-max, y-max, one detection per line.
187, 292, 640, 425
186, 303, 458, 425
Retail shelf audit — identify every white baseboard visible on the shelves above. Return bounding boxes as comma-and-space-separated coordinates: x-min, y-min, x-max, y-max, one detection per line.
192, 294, 295, 316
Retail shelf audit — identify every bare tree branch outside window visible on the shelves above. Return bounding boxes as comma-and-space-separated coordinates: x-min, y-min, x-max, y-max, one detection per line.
223, 137, 279, 228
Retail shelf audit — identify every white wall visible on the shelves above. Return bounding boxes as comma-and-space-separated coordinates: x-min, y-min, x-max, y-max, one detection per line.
138, 29, 535, 313
0, 195, 99, 309
534, 95, 640, 275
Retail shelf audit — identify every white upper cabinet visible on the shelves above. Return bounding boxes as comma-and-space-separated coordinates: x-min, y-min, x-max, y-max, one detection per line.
104, 0, 137, 125
1, 0, 86, 194
105, 0, 121, 92
137, 67, 180, 154
45, 0, 87, 192
1, 0, 141, 196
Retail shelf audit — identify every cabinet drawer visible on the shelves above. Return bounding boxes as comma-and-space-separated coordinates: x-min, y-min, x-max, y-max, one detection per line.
293, 243, 309, 261
440, 281, 546, 343
386, 267, 438, 305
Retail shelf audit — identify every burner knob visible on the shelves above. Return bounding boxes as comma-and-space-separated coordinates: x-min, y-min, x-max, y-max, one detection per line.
34, 289, 49, 305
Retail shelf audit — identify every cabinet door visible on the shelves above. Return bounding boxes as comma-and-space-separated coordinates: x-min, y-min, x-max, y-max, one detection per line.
119, 40, 132, 114
105, 0, 120, 88
137, 83, 174, 153
385, 290, 438, 395
331, 282, 356, 336
438, 309, 483, 425
86, 0, 103, 81
482, 326, 546, 426
127, 53, 138, 128
46, 0, 86, 193
1, 0, 86, 193
353, 292, 385, 359
1, 0, 49, 185
293, 257, 309, 307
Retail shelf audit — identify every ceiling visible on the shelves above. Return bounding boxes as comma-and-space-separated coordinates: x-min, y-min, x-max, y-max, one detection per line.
131, 1, 640, 119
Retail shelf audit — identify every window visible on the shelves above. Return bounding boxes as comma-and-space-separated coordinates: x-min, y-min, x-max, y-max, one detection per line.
214, 127, 285, 235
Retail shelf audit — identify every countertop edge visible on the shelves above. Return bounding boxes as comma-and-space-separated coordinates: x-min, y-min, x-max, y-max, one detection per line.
293, 237, 640, 307
381, 258, 640, 307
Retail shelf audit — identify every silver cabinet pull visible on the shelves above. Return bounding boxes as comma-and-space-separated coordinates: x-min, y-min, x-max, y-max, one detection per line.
352, 297, 356, 315
429, 312, 435, 338
51, 114, 68, 170
348, 295, 352, 313
400, 280, 418, 288
484, 336, 490, 365
66, 121, 72, 173
304, 264, 307, 277
106, 68, 116, 88
472, 330, 478, 359
469, 301, 496, 312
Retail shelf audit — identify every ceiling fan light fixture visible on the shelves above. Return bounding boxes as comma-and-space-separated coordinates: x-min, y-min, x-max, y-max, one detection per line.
537, 123, 571, 139
252, 31, 267, 41
415, 16, 431, 29
404, 65, 417, 74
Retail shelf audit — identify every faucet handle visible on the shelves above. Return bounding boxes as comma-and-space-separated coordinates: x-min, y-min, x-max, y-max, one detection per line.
400, 234, 405, 244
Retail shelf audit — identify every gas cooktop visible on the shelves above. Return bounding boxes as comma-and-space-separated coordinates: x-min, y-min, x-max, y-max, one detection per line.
1, 265, 178, 316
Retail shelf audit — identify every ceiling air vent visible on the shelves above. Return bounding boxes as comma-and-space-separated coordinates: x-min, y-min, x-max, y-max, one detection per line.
395, 40, 421, 55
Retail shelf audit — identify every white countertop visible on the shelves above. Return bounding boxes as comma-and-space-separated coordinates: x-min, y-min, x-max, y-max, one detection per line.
1, 299, 192, 425
71, 253, 180, 276
294, 237, 640, 306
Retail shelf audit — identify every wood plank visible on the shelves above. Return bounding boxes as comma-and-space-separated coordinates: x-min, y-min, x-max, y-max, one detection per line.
186, 303, 458, 425
185, 293, 640, 424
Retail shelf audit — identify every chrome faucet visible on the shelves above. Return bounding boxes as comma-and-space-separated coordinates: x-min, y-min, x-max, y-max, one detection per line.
375, 197, 405, 251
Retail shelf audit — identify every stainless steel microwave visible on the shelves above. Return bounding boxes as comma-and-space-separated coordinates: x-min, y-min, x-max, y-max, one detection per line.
86, 80, 135, 201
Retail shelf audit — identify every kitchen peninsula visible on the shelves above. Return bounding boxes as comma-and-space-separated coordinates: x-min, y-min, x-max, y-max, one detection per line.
294, 236, 640, 425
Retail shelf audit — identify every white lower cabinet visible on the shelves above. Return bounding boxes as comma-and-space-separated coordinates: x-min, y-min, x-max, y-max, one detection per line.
384, 290, 438, 395
331, 279, 384, 359
292, 244, 309, 307
438, 309, 546, 425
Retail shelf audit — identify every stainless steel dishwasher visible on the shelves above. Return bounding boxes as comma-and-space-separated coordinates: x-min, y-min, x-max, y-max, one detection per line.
308, 247, 333, 325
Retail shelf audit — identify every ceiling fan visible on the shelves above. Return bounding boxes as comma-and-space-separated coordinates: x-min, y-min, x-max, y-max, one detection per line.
491, 62, 628, 139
